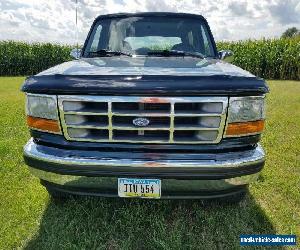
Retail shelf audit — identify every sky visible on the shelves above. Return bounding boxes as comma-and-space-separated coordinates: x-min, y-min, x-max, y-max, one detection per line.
0, 0, 299, 44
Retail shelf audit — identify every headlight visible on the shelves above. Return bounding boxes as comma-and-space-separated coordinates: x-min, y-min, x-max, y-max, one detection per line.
225, 96, 265, 137
26, 94, 61, 134
26, 94, 58, 119
227, 96, 265, 123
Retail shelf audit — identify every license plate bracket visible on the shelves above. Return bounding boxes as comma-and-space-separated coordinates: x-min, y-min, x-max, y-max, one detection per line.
118, 178, 161, 199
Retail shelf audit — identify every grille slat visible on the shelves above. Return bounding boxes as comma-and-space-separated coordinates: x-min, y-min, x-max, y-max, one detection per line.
113, 130, 169, 142
58, 96, 228, 144
63, 111, 108, 116
112, 111, 171, 116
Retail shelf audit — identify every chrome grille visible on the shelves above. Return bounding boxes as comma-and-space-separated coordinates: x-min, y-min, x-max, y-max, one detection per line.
58, 96, 228, 144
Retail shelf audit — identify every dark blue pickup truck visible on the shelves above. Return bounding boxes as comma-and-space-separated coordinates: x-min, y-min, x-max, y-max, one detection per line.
22, 12, 268, 201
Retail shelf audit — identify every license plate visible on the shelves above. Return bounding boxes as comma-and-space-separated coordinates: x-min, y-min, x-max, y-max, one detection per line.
118, 178, 161, 199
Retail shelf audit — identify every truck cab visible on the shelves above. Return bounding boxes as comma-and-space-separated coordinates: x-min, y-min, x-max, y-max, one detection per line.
22, 12, 268, 200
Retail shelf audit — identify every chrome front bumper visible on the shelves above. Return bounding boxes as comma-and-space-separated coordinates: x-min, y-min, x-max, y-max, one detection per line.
24, 138, 265, 198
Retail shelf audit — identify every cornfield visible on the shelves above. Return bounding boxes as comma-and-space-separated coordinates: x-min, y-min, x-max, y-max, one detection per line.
0, 41, 72, 76
217, 37, 300, 80
0, 38, 299, 80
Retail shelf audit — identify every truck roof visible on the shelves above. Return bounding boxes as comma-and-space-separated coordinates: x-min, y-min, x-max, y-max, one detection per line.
94, 12, 206, 22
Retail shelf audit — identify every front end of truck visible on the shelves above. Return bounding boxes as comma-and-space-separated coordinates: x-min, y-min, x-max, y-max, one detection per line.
21, 13, 268, 200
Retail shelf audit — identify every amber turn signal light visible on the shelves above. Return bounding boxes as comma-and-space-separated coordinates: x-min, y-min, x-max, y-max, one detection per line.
27, 116, 61, 134
225, 120, 265, 137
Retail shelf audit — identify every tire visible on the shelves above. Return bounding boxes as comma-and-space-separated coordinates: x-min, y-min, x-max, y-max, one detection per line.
204, 187, 248, 205
217, 187, 248, 204
222, 189, 247, 202
41, 180, 71, 202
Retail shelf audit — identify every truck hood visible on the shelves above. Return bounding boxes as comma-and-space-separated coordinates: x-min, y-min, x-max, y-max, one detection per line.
22, 57, 269, 96
36, 57, 255, 77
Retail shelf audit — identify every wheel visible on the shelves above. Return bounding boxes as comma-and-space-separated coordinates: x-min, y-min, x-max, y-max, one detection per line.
205, 187, 248, 204
219, 189, 247, 203
41, 180, 71, 201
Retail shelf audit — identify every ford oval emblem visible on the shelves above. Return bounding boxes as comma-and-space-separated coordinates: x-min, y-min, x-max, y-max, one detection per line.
132, 117, 150, 127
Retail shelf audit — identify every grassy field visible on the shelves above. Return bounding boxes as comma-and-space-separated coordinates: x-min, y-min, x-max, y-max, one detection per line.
0, 77, 299, 249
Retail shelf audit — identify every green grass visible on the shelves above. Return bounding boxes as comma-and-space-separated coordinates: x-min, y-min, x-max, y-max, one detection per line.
0, 77, 299, 249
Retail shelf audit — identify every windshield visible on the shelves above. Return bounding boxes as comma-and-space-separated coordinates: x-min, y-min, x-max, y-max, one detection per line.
83, 16, 216, 57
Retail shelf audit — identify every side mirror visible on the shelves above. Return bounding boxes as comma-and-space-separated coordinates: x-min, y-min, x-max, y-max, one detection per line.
218, 50, 234, 63
70, 48, 82, 59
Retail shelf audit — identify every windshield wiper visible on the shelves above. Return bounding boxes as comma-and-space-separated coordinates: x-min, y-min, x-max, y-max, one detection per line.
147, 50, 205, 59
88, 49, 132, 57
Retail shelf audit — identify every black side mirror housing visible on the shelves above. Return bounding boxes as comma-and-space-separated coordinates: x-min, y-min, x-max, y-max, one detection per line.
218, 50, 234, 63
70, 48, 82, 60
